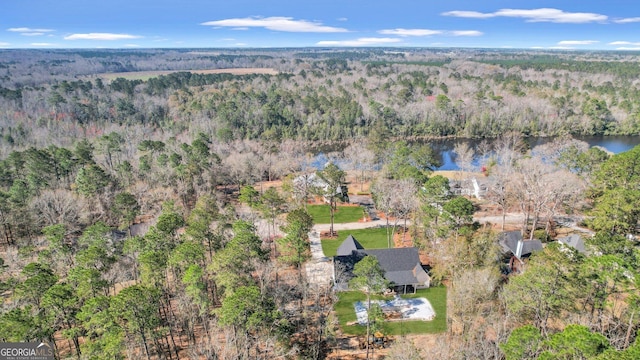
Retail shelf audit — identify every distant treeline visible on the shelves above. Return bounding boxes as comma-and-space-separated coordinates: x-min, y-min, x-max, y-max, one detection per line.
1, 48, 640, 152
480, 55, 640, 78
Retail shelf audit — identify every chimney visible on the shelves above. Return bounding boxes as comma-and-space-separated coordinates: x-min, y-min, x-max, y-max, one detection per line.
515, 240, 524, 259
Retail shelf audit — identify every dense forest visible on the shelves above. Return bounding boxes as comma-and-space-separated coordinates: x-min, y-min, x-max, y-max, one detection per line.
1, 49, 640, 155
1, 48, 640, 359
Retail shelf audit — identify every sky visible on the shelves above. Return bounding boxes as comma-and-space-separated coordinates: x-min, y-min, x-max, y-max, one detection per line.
2, 0, 640, 50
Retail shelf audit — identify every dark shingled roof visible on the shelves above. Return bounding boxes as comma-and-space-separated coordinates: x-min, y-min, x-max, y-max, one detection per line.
336, 235, 364, 256
365, 248, 430, 285
499, 231, 522, 254
333, 235, 430, 288
499, 231, 542, 259
558, 234, 586, 254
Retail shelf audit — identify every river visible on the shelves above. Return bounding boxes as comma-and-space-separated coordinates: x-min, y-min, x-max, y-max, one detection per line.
432, 135, 640, 170
310, 135, 640, 171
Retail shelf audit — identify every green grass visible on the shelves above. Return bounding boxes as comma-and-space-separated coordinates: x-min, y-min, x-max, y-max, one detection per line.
307, 205, 365, 225
321, 227, 392, 257
334, 287, 448, 335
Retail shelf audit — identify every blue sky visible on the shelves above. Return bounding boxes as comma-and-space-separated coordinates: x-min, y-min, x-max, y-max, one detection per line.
2, 0, 640, 50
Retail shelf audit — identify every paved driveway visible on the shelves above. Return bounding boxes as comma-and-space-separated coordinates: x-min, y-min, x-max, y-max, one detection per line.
305, 229, 334, 288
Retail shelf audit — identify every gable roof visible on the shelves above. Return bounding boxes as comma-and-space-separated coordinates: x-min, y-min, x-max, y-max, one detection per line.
558, 234, 586, 254
499, 231, 543, 259
334, 235, 430, 287
364, 248, 421, 272
365, 248, 430, 285
499, 231, 522, 253
336, 235, 365, 256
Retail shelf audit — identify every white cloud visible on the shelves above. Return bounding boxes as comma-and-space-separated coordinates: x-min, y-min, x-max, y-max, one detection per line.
609, 41, 640, 46
442, 11, 494, 19
0, 42, 10, 47
124, 44, 140, 47
377, 28, 482, 37
231, 27, 249, 31
530, 46, 581, 50
443, 8, 607, 23
450, 30, 483, 36
8, 27, 54, 33
496, 9, 607, 23
64, 33, 143, 40
7, 27, 54, 36
31, 42, 56, 46
337, 17, 348, 22
234, 43, 248, 46
616, 47, 640, 50
557, 40, 599, 45
201, 16, 348, 33
614, 17, 640, 24
316, 37, 402, 46
379, 28, 442, 36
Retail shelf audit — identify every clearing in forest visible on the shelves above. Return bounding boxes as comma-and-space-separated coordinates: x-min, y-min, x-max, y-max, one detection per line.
307, 204, 366, 225
334, 288, 447, 335
321, 227, 390, 257
354, 297, 436, 324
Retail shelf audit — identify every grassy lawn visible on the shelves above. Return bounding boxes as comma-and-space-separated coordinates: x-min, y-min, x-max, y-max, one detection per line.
334, 287, 447, 335
307, 205, 365, 224
321, 227, 392, 257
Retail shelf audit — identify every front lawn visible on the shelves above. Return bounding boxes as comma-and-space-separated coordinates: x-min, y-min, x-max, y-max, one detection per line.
321, 227, 392, 257
307, 204, 365, 224
334, 287, 447, 335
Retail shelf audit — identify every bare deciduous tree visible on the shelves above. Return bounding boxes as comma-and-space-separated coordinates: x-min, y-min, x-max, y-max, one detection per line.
514, 157, 554, 239
343, 141, 376, 192
30, 189, 86, 232
453, 142, 476, 177
371, 178, 417, 247
493, 131, 526, 174
222, 151, 262, 190
393, 179, 419, 244
486, 165, 513, 231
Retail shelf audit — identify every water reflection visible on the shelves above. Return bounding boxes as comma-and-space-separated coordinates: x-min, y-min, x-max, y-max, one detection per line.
430, 135, 640, 171
310, 135, 640, 171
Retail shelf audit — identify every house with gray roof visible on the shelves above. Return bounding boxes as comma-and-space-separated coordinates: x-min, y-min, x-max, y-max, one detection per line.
499, 231, 543, 260
449, 177, 488, 199
499, 231, 543, 272
336, 235, 364, 255
293, 171, 349, 203
557, 234, 587, 254
333, 235, 430, 294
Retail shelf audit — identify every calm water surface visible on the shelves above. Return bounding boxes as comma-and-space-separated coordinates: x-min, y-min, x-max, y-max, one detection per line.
310, 135, 640, 171
433, 135, 640, 170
